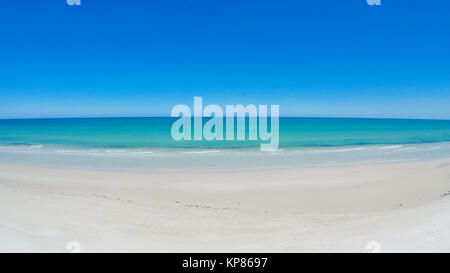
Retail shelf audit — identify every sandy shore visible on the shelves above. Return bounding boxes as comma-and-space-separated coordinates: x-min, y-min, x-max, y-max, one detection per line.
1, 159, 450, 252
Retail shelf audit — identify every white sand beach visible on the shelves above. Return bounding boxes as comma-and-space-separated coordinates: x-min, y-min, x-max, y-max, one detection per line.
1, 159, 450, 252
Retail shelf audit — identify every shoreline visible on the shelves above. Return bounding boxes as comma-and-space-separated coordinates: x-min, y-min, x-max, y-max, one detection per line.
1, 158, 450, 252
1, 141, 449, 174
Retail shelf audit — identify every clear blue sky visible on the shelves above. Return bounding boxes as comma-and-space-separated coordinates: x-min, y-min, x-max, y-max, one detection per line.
0, 0, 449, 119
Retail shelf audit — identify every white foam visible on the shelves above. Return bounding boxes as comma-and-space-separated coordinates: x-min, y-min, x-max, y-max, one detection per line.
182, 150, 222, 154
309, 147, 365, 153
30, 145, 43, 149
393, 147, 417, 152
378, 145, 402, 150
104, 149, 128, 153
134, 151, 155, 154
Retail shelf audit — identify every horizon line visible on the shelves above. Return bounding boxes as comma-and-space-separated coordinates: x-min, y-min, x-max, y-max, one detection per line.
1, 116, 450, 121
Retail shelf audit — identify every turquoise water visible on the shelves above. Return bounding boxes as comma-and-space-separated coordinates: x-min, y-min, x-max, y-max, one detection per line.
1, 117, 450, 172
1, 117, 450, 149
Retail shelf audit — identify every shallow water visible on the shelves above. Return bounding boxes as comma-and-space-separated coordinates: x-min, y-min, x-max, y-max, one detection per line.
0, 142, 449, 173
1, 117, 450, 149
1, 117, 450, 172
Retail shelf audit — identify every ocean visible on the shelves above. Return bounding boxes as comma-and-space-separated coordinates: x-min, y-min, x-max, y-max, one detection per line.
1, 117, 449, 172
1, 117, 450, 149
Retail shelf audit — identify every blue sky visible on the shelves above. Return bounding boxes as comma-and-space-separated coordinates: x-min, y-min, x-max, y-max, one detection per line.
0, 0, 449, 119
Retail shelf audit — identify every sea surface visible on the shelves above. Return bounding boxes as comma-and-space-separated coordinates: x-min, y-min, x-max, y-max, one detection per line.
1, 117, 450, 172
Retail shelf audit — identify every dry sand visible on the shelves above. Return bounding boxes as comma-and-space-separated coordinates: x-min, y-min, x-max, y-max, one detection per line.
1, 159, 450, 252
